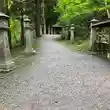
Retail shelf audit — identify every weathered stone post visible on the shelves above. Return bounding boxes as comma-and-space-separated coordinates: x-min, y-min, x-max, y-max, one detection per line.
89, 18, 98, 51
61, 26, 65, 39
65, 25, 69, 40
24, 17, 36, 54
0, 12, 15, 72
70, 24, 75, 43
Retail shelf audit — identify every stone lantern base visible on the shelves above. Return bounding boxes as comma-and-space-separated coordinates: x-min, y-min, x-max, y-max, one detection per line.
25, 48, 36, 55
0, 61, 15, 73
0, 12, 15, 73
24, 17, 36, 55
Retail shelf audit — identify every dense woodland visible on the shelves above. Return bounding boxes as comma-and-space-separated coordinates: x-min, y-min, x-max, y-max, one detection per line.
2, 0, 58, 49
55, 0, 110, 39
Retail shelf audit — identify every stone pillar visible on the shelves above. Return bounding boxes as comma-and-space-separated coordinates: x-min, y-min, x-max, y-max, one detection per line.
61, 27, 64, 39
24, 17, 36, 54
0, 12, 15, 72
89, 18, 98, 51
70, 24, 75, 43
89, 27, 97, 50
62, 27, 65, 33
48, 25, 50, 34
65, 25, 69, 40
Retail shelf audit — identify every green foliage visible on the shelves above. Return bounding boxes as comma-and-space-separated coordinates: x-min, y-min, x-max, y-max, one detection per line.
55, 0, 110, 39
57, 39, 89, 52
55, 0, 110, 24
10, 18, 21, 47
8, 0, 13, 9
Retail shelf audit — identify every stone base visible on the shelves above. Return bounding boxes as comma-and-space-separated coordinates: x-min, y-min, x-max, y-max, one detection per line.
25, 48, 36, 55
0, 61, 15, 73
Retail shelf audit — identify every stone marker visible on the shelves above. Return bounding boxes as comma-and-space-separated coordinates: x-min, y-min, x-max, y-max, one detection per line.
70, 24, 75, 43
89, 18, 98, 50
0, 12, 15, 72
61, 26, 65, 39
65, 25, 69, 40
24, 16, 36, 54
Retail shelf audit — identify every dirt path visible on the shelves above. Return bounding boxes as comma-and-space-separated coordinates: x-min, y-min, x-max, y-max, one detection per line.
0, 35, 110, 110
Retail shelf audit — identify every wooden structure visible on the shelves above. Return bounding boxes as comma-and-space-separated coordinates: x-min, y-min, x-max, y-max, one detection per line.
90, 19, 110, 58
52, 24, 63, 34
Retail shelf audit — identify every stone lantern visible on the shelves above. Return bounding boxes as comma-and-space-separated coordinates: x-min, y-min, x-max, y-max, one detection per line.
0, 12, 15, 72
90, 18, 98, 24
70, 24, 75, 43
89, 18, 98, 50
24, 17, 36, 54
65, 25, 69, 40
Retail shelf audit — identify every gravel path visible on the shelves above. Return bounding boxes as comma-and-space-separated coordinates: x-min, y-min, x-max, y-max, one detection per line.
0, 35, 110, 110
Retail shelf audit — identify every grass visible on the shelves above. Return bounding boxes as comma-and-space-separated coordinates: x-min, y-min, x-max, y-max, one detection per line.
56, 38, 89, 53
11, 39, 40, 58
10, 39, 40, 69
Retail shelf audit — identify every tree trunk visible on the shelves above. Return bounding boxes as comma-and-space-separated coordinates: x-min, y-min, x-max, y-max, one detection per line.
42, 0, 46, 34
34, 0, 41, 37
20, 9, 25, 45
7, 10, 12, 49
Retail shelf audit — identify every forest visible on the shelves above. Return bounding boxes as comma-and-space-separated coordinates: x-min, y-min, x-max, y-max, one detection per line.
2, 0, 110, 52
55, 0, 110, 53
1, 0, 57, 49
